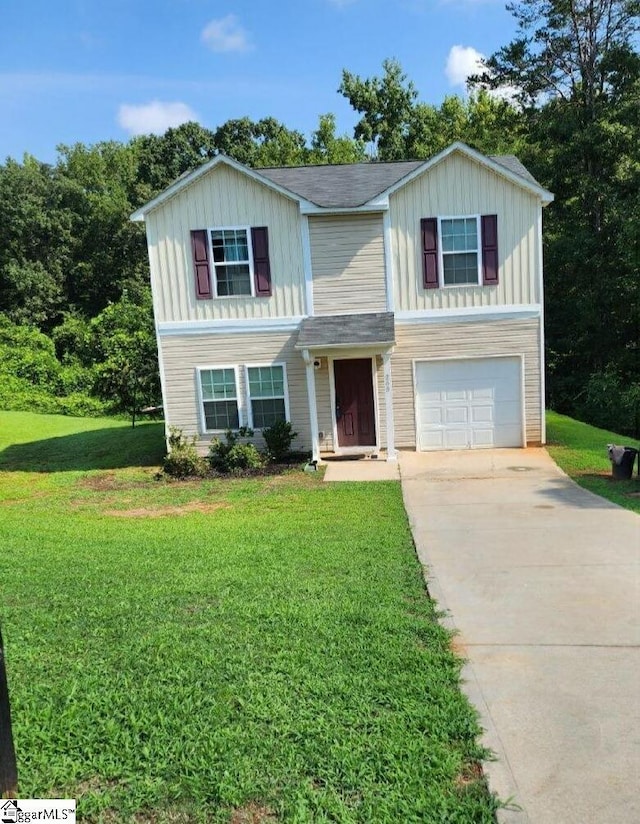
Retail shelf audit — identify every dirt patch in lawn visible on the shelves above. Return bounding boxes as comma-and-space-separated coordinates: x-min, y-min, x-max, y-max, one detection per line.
230, 803, 277, 823
455, 760, 484, 790
79, 471, 157, 491
105, 501, 231, 518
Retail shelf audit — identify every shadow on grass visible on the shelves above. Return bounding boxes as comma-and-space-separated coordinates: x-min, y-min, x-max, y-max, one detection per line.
0, 423, 166, 472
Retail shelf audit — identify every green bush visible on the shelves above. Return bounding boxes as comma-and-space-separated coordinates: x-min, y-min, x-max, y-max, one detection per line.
163, 427, 206, 478
208, 428, 265, 473
262, 419, 298, 463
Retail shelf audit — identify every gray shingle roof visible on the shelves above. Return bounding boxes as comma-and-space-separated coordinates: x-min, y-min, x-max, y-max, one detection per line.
258, 154, 542, 208
296, 312, 395, 349
490, 155, 540, 186
259, 161, 424, 208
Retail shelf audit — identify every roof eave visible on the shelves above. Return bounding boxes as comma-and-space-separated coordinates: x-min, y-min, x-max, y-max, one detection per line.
130, 154, 315, 222
371, 141, 554, 206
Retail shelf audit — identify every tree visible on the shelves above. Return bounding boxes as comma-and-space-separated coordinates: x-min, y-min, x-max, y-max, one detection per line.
90, 291, 160, 426
212, 116, 308, 168
339, 59, 419, 160
308, 114, 367, 164
339, 60, 524, 160
473, 0, 640, 432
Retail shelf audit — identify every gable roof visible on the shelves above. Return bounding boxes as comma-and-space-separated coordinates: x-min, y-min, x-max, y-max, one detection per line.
131, 141, 553, 222
258, 161, 424, 208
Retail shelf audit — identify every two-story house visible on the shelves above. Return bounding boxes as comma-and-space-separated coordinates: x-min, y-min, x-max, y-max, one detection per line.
131, 141, 553, 462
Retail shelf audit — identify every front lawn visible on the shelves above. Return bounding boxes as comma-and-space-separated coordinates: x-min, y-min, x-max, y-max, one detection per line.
0, 411, 497, 822
546, 410, 640, 513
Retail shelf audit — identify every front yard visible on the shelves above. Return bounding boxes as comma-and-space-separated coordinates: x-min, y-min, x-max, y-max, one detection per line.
546, 411, 640, 514
0, 412, 497, 822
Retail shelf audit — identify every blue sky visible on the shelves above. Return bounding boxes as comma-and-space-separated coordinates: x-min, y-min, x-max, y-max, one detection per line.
0, 0, 517, 163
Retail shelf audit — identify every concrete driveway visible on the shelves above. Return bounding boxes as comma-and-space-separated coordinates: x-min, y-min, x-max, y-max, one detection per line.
399, 448, 640, 824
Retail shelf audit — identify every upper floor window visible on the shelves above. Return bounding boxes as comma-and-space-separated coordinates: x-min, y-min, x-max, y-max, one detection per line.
190, 226, 272, 300
421, 214, 498, 290
439, 217, 481, 286
211, 228, 253, 296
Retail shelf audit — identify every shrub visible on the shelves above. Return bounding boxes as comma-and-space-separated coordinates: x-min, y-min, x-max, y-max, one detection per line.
262, 419, 298, 463
208, 427, 264, 473
163, 427, 206, 478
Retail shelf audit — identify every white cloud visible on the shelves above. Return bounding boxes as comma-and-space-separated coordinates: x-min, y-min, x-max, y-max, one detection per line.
445, 45, 485, 88
117, 101, 198, 136
201, 15, 252, 53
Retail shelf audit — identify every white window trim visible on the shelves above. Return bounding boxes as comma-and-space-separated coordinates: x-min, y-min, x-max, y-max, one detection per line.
208, 225, 255, 299
437, 214, 482, 288
196, 364, 243, 433
244, 362, 290, 430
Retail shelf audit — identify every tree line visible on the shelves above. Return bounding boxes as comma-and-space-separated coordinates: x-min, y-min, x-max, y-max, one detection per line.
0, 0, 637, 434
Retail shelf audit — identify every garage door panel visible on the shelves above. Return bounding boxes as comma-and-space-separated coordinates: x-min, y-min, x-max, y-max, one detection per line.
471, 405, 494, 423
416, 357, 523, 451
445, 407, 468, 425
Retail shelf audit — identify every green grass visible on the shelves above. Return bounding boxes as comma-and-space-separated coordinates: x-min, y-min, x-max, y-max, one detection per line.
0, 411, 498, 823
546, 410, 640, 513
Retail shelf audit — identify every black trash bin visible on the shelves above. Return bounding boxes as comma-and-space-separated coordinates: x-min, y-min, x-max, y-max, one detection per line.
608, 445, 638, 480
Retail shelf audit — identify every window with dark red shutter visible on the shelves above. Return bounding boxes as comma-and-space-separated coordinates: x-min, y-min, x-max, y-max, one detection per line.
251, 226, 272, 297
190, 229, 212, 299
421, 218, 439, 289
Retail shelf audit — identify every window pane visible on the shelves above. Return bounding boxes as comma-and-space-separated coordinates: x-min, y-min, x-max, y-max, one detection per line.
200, 368, 236, 401
216, 264, 252, 296
252, 398, 286, 429
248, 366, 284, 398
211, 229, 249, 264
204, 400, 239, 430
441, 218, 477, 252
443, 252, 479, 285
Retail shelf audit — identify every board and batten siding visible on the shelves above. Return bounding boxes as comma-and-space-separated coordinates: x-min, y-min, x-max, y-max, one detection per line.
309, 214, 387, 315
392, 318, 542, 448
389, 153, 541, 311
145, 164, 306, 324
160, 331, 311, 452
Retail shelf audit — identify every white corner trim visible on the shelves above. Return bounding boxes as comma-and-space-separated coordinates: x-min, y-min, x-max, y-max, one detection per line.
382, 352, 397, 461
395, 305, 541, 325
537, 206, 546, 444
302, 349, 321, 463
300, 216, 314, 316
158, 316, 305, 337
154, 325, 170, 444
382, 211, 395, 313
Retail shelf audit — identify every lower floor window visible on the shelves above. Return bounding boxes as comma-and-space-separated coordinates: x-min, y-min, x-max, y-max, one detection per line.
199, 367, 239, 430
247, 365, 287, 429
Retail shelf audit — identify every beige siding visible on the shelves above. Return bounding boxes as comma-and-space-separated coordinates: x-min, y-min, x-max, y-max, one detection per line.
390, 153, 541, 311
392, 318, 542, 448
309, 214, 387, 315
146, 164, 305, 324
161, 331, 311, 452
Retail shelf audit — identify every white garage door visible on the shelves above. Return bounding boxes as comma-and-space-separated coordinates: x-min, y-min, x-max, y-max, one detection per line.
415, 357, 523, 451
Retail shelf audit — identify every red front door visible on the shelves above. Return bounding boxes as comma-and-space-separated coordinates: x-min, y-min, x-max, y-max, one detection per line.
333, 358, 377, 448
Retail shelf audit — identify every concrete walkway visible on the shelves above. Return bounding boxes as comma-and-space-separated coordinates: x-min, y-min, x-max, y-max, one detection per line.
399, 448, 640, 824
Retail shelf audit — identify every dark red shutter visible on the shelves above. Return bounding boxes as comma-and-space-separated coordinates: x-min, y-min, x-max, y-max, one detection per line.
421, 218, 439, 289
190, 230, 212, 299
251, 226, 272, 297
481, 215, 499, 285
